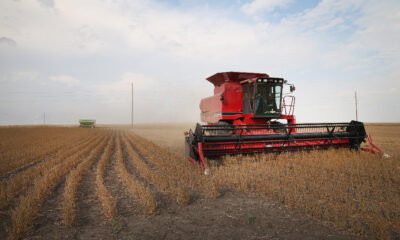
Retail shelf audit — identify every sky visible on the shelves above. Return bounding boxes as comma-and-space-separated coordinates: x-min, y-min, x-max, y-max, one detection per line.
0, 0, 399, 125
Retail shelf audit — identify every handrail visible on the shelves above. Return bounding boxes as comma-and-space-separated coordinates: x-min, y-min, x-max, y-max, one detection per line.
281, 95, 295, 116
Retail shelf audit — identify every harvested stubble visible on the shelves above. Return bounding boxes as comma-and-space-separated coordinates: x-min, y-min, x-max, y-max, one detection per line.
0, 127, 93, 176
10, 134, 108, 240
115, 133, 157, 214
121, 133, 190, 205
95, 135, 117, 220
0, 132, 100, 209
63, 135, 111, 226
209, 150, 400, 239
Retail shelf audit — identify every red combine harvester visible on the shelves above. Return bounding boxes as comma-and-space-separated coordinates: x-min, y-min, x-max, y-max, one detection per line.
185, 72, 386, 173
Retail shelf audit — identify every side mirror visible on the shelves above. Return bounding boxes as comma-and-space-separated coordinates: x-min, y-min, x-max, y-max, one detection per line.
290, 85, 296, 92
220, 93, 224, 101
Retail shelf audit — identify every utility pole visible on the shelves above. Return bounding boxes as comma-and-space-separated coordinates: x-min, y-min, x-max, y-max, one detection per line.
131, 82, 133, 129
355, 91, 358, 121
43, 112, 46, 125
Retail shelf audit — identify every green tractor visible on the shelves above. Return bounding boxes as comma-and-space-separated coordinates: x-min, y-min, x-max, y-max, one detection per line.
79, 119, 96, 128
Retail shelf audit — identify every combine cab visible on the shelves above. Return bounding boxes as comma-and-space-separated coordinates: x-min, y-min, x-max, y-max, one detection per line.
185, 72, 385, 173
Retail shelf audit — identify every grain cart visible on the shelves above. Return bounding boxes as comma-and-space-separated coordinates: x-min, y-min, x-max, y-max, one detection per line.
185, 72, 386, 173
79, 119, 96, 128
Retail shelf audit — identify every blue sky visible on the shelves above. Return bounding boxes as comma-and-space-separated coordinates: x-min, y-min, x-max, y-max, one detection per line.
0, 0, 399, 124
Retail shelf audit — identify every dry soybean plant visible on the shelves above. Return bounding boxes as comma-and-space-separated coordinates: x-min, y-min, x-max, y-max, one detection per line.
95, 134, 117, 220
62, 135, 110, 226
10, 134, 108, 240
0, 132, 100, 209
114, 133, 157, 214
121, 133, 190, 205
208, 149, 400, 239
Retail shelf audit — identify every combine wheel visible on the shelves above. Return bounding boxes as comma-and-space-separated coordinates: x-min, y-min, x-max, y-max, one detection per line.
185, 134, 196, 160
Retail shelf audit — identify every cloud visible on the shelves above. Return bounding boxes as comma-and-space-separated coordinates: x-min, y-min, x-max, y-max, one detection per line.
241, 0, 293, 14
37, 0, 54, 8
93, 72, 154, 104
121, 72, 155, 90
49, 75, 80, 87
0, 37, 16, 47
0, 0, 399, 124
0, 71, 37, 83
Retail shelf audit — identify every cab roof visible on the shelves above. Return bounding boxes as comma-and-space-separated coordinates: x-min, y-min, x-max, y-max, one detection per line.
206, 72, 269, 86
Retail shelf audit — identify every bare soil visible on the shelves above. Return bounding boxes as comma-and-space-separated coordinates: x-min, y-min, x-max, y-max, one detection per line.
26, 190, 356, 240
12, 124, 359, 240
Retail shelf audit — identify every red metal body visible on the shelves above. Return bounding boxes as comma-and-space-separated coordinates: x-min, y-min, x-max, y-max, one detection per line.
200, 72, 295, 125
187, 71, 380, 172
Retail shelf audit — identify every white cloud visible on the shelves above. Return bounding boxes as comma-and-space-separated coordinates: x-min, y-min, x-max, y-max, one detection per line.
37, 0, 54, 8
120, 72, 154, 90
0, 0, 259, 59
0, 37, 17, 47
0, 0, 399, 124
0, 71, 38, 82
49, 75, 80, 87
94, 72, 154, 104
241, 0, 293, 14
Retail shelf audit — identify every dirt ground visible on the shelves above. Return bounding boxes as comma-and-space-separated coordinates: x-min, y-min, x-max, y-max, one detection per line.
12, 123, 362, 240
27, 189, 354, 240
5, 123, 396, 239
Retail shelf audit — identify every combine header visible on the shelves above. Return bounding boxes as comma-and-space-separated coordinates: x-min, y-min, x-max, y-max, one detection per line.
185, 72, 385, 173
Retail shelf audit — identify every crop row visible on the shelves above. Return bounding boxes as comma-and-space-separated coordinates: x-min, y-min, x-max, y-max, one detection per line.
9, 134, 108, 240
62, 135, 112, 226
95, 134, 117, 220
0, 132, 102, 209
115, 133, 157, 214
209, 150, 400, 239
0, 128, 95, 176
126, 133, 221, 199
121, 133, 190, 205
